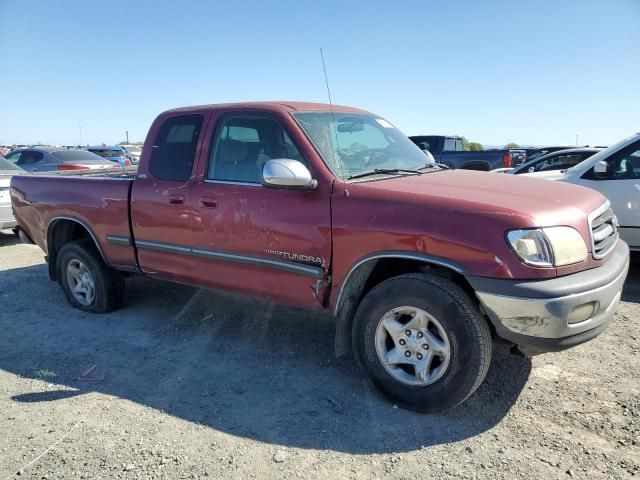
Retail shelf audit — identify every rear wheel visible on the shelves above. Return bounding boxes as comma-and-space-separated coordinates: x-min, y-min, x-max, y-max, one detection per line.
57, 239, 125, 313
352, 273, 492, 413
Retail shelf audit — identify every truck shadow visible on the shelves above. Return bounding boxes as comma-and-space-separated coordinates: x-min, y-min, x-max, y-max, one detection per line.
621, 255, 640, 302
1, 263, 531, 454
0, 230, 20, 246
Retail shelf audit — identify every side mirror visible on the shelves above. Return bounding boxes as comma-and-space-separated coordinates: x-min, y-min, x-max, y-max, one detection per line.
528, 166, 534, 173
262, 159, 317, 190
593, 160, 609, 179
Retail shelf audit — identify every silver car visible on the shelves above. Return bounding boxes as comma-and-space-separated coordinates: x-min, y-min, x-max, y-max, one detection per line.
0, 156, 25, 230
3, 147, 120, 172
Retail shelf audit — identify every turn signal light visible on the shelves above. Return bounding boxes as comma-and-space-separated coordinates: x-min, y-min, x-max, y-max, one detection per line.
568, 302, 597, 324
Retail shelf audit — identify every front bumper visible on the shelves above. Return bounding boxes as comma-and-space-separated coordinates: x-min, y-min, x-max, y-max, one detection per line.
0, 204, 16, 230
467, 240, 630, 354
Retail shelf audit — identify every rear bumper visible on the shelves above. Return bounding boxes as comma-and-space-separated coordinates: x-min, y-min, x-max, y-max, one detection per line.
0, 204, 16, 230
467, 240, 630, 354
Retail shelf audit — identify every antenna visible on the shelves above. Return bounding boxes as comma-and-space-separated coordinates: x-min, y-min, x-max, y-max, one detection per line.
319, 48, 345, 180
320, 48, 334, 107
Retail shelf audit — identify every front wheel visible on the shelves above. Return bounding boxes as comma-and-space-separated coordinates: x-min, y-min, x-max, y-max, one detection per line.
352, 273, 492, 413
57, 239, 125, 313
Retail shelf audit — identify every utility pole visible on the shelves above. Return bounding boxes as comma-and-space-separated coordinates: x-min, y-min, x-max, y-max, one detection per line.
126, 130, 129, 144
79, 123, 83, 145
575, 134, 578, 146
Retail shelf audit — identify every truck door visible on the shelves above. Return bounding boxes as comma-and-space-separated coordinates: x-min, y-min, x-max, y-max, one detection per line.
188, 110, 332, 309
130, 112, 208, 282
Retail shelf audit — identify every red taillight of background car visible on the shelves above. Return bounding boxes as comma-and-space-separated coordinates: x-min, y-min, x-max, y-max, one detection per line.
503, 152, 512, 168
124, 158, 132, 166
57, 164, 90, 171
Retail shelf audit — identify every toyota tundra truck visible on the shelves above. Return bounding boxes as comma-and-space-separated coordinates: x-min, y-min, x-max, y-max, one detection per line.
10, 102, 629, 413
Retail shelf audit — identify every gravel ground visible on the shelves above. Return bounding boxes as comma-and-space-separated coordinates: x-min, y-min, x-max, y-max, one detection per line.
0, 230, 638, 479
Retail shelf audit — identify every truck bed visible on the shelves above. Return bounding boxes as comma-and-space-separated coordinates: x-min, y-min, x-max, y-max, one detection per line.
10, 173, 138, 270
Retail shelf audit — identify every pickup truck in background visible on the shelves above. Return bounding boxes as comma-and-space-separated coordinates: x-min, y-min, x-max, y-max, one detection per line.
409, 135, 526, 170
11, 102, 629, 413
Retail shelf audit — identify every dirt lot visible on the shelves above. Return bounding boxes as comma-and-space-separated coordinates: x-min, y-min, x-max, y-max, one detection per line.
0, 231, 638, 480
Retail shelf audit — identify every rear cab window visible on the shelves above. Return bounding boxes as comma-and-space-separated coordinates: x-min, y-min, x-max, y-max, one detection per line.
443, 137, 463, 152
149, 114, 204, 181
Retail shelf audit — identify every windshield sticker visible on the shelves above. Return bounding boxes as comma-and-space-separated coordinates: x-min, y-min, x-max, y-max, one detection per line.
375, 118, 395, 129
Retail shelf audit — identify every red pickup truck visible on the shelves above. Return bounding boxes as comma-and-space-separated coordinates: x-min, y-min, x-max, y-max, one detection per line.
10, 102, 629, 413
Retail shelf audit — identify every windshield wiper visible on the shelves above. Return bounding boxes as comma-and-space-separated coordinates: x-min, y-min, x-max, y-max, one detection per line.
347, 168, 422, 180
418, 163, 449, 170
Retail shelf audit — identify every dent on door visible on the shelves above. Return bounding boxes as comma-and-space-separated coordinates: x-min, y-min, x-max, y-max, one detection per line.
190, 185, 331, 307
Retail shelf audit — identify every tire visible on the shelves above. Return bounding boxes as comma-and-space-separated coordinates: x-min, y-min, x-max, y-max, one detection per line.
352, 273, 491, 413
56, 239, 125, 313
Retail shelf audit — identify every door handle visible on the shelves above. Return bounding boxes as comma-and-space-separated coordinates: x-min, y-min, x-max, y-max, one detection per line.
168, 195, 185, 205
199, 197, 218, 209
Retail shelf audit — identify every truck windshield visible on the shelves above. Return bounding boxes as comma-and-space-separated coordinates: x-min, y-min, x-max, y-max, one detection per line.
292, 112, 434, 180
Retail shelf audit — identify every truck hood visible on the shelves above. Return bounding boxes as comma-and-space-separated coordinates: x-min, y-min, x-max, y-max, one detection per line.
354, 169, 605, 227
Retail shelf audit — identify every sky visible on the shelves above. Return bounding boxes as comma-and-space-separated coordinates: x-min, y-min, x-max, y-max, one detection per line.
0, 0, 638, 147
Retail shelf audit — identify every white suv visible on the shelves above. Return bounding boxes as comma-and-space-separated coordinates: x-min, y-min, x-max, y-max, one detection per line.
528, 133, 640, 251
0, 156, 26, 230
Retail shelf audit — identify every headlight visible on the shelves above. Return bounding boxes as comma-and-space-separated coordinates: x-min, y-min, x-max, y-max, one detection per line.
506, 227, 587, 267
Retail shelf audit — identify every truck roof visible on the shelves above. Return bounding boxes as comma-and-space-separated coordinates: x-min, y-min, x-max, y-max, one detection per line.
165, 101, 369, 115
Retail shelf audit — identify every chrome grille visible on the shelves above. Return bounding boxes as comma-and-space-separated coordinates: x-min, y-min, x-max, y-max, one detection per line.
588, 202, 618, 259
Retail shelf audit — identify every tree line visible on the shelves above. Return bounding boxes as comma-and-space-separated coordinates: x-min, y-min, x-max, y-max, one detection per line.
461, 137, 521, 150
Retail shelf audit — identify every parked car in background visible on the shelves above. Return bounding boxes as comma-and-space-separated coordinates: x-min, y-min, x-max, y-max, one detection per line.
517, 133, 640, 251
508, 148, 603, 176
409, 135, 526, 170
87, 145, 133, 167
524, 146, 574, 163
0, 156, 26, 230
10, 101, 629, 413
120, 144, 142, 163
4, 148, 121, 172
